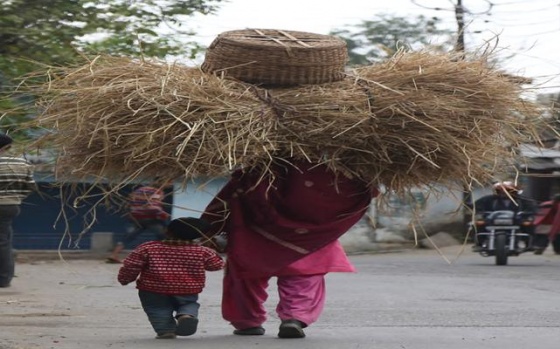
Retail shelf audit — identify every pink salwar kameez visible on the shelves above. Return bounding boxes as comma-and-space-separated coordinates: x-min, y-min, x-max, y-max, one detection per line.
202, 161, 376, 332
222, 240, 355, 329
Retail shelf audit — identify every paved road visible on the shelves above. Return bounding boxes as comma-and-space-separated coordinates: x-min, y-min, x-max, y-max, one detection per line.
1, 246, 559, 349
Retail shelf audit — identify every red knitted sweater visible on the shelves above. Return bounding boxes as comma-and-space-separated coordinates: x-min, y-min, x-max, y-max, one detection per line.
118, 241, 224, 295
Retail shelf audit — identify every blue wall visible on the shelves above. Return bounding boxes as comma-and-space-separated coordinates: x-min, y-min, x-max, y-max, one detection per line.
13, 181, 173, 250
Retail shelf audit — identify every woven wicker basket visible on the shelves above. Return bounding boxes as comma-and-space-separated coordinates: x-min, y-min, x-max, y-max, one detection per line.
201, 28, 348, 86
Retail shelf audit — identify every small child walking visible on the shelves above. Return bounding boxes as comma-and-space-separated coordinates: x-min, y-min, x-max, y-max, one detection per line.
118, 217, 224, 339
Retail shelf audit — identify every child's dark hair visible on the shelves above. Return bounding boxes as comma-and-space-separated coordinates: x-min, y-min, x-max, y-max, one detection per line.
0, 133, 13, 149
167, 217, 211, 241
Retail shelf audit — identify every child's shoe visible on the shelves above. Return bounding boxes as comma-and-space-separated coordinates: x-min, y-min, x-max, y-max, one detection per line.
175, 315, 199, 336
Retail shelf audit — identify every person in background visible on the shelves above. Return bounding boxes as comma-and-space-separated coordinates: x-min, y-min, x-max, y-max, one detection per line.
533, 194, 560, 255
107, 185, 171, 263
0, 134, 36, 288
471, 181, 537, 252
118, 217, 224, 339
202, 160, 378, 339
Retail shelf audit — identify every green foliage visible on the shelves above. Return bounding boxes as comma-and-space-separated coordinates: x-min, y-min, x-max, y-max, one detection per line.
0, 0, 225, 139
75, 0, 224, 59
330, 14, 455, 66
1, 0, 224, 68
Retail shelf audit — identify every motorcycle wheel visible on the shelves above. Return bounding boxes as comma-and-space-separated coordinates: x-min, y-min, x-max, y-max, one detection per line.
553, 235, 560, 255
495, 234, 508, 265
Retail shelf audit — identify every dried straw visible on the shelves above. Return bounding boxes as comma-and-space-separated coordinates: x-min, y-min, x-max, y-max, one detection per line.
28, 51, 542, 192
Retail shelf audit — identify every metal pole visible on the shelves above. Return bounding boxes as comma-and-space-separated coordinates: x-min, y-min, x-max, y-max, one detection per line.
455, 0, 472, 235
455, 0, 466, 57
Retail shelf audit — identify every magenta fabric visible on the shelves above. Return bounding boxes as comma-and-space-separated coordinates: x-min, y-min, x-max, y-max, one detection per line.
202, 161, 375, 277
222, 256, 327, 329
534, 200, 560, 240
222, 259, 270, 329
275, 274, 326, 325
278, 240, 356, 275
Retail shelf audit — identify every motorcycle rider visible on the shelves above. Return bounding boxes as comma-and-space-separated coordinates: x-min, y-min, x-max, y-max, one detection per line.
471, 181, 537, 252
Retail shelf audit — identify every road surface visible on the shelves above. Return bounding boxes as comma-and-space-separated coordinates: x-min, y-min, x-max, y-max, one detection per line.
1, 246, 559, 349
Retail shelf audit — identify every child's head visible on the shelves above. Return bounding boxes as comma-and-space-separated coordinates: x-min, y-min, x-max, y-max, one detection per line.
167, 217, 211, 241
0, 133, 13, 152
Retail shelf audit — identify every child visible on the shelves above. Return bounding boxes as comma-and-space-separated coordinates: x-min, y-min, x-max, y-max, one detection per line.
118, 217, 225, 339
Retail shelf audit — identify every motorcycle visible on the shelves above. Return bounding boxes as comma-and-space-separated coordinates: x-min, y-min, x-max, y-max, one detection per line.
471, 210, 535, 265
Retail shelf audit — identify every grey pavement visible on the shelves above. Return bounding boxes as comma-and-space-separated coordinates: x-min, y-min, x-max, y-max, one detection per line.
1, 246, 560, 349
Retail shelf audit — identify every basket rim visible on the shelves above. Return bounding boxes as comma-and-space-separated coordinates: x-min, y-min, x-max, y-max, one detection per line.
210, 28, 346, 50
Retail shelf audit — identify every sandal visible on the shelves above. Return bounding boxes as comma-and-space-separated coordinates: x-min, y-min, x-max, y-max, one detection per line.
233, 326, 265, 335
278, 319, 306, 338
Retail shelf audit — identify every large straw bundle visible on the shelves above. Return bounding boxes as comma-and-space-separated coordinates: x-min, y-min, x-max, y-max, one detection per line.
34, 57, 277, 182
30, 51, 541, 191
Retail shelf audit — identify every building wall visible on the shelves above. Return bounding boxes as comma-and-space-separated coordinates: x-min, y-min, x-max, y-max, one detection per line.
171, 177, 228, 218
375, 185, 489, 241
